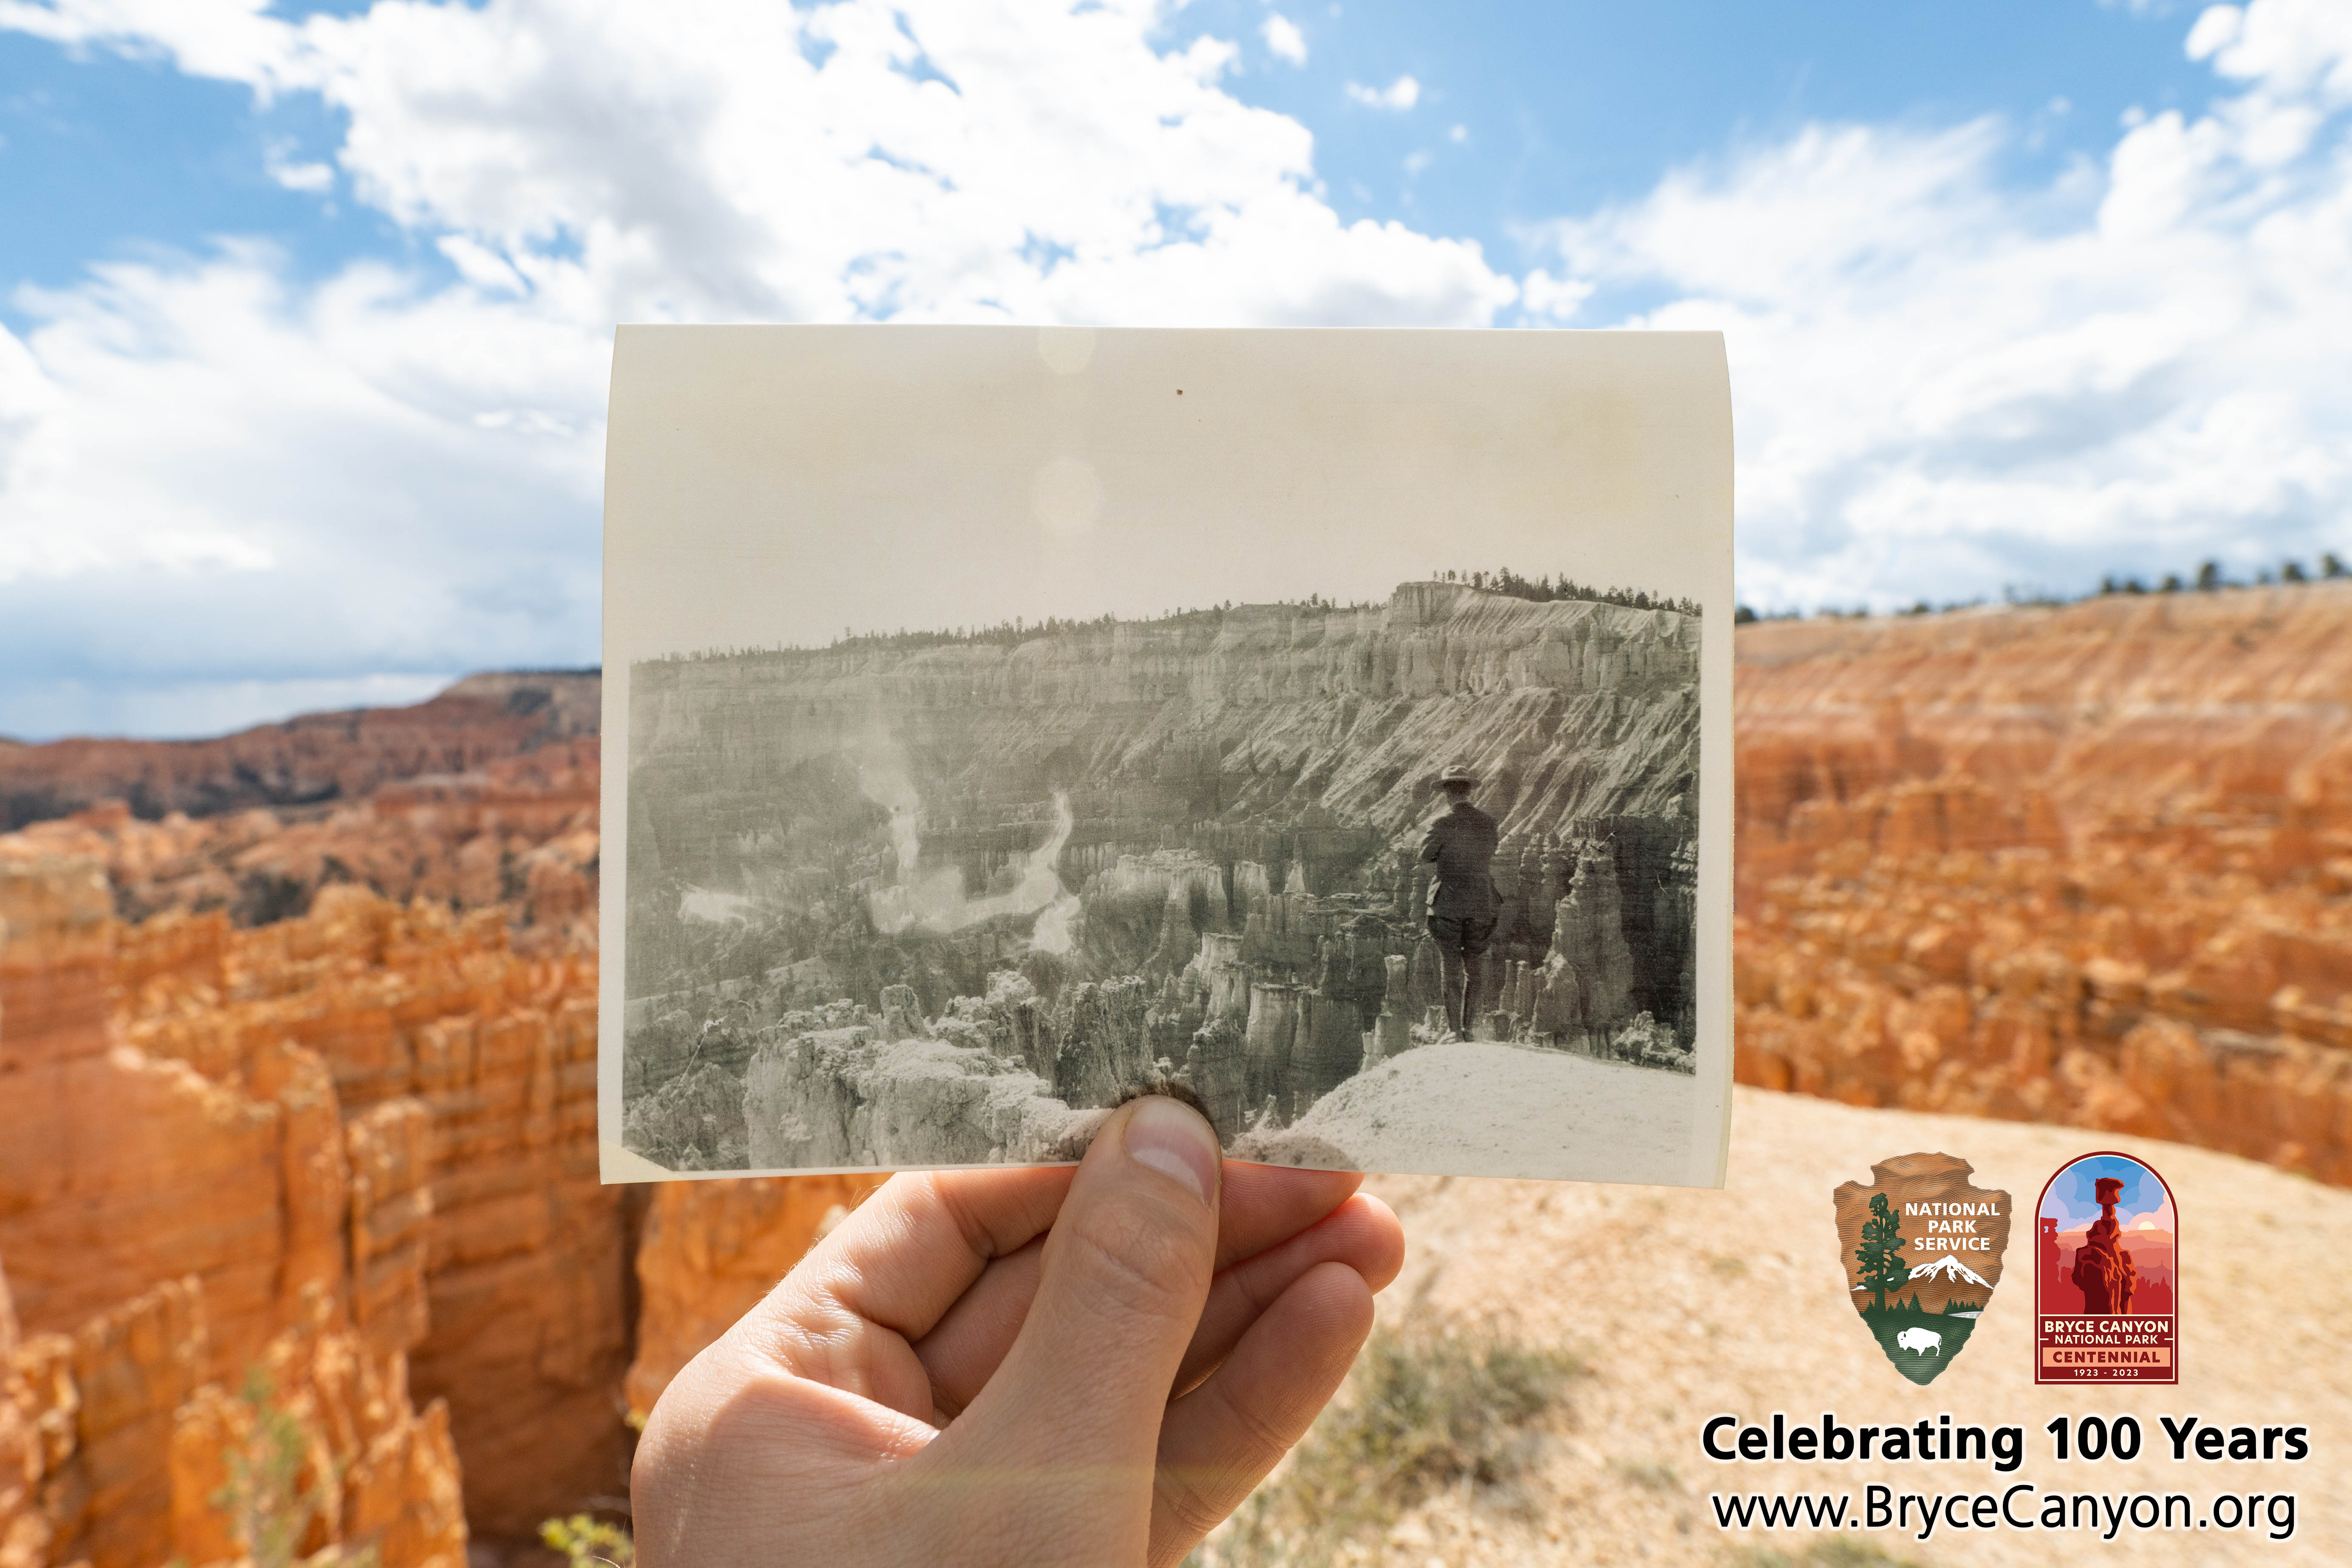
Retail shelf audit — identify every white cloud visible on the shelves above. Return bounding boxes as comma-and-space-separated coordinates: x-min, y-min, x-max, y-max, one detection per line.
1518, 268, 1592, 324
1345, 73, 1419, 111
0, 0, 301, 86
3, 0, 1505, 331
264, 141, 334, 193
1527, 0, 2352, 610
0, 245, 612, 726
1260, 12, 1306, 66
0, 0, 1511, 736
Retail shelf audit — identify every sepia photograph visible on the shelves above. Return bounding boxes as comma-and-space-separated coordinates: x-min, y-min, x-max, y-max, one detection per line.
599, 325, 1733, 1185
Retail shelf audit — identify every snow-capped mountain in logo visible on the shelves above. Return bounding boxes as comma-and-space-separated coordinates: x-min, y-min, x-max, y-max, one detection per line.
1905, 1252, 1992, 1288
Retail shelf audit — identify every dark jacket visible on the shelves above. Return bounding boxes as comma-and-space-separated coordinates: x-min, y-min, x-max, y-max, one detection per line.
1419, 801, 1499, 920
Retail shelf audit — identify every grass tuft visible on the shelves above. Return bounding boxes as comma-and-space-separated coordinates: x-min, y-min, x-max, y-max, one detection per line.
1612, 1458, 1680, 1492
1192, 1314, 1581, 1567
1728, 1541, 1923, 1568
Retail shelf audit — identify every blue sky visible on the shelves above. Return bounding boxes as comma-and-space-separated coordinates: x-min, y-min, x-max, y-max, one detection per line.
0, 0, 2346, 738
3, 2, 2222, 320
1179, 2, 2219, 244
2040, 1153, 2175, 1231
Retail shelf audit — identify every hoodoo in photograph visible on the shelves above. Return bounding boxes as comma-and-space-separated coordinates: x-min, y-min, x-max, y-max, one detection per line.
597, 324, 1734, 1185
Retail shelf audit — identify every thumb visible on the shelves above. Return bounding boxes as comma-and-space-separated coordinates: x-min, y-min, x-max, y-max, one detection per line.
925, 1096, 1222, 1559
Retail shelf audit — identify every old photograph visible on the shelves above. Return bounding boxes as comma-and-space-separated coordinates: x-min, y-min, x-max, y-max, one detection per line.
599, 325, 1733, 1185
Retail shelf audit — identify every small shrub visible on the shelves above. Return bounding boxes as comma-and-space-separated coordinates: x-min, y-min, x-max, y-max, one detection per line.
541, 1514, 636, 1567
1195, 1316, 1581, 1568
1612, 1458, 1679, 1492
209, 1371, 377, 1568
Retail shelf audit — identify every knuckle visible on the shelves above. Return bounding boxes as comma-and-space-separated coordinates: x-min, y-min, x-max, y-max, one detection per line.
1154, 1464, 1231, 1543
1062, 1199, 1209, 1325
1211, 1375, 1297, 1461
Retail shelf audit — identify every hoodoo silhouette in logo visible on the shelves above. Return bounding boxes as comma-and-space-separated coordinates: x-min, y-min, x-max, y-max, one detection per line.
1832, 1153, 2011, 1385
2034, 1151, 2178, 1384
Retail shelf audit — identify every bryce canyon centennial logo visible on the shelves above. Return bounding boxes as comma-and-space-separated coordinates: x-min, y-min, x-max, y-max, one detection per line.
1832, 1153, 2011, 1385
2033, 1151, 2179, 1384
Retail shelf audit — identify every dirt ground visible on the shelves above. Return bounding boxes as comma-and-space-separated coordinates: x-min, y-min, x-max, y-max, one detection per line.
1337, 1086, 2350, 1567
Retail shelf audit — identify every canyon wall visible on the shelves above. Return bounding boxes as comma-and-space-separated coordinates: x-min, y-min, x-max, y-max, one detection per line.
1, 678, 617, 1561
111, 889, 622, 1540
625, 585, 1699, 1001
1734, 583, 2352, 1184
0, 671, 598, 832
0, 857, 463, 1566
0, 835, 614, 1560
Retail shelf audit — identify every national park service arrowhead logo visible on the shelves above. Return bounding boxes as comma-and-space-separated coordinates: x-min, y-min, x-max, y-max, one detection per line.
1833, 1153, 2011, 1385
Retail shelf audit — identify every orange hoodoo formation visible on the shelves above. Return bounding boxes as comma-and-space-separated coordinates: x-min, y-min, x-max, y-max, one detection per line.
1736, 582, 2352, 1183
0, 855, 578, 1564
5, 584, 2352, 1560
0, 679, 867, 1566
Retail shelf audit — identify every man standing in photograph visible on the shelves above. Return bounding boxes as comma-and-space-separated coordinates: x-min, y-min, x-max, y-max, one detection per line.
1420, 763, 1500, 1037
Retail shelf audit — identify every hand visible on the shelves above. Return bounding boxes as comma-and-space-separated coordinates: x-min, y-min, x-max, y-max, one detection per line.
630, 1096, 1406, 1567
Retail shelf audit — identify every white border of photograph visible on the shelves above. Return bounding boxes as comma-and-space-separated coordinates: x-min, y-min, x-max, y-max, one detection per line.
598, 325, 1732, 1187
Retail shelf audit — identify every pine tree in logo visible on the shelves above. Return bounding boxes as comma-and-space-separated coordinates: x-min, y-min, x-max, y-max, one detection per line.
1856, 1193, 1908, 1316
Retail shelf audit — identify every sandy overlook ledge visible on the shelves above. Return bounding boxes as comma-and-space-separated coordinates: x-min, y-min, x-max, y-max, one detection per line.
1356, 1086, 2351, 1567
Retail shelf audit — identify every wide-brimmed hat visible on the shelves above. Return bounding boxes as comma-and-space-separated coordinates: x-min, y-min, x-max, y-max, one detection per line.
1438, 762, 1478, 785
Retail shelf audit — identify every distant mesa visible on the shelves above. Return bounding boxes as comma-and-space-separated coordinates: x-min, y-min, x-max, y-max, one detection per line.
0, 667, 601, 831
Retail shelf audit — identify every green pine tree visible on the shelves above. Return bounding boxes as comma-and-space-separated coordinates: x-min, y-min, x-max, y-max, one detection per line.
1855, 1194, 1909, 1314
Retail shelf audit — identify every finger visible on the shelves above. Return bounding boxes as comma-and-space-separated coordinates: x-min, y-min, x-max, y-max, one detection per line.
913, 1164, 1370, 1414
1171, 1192, 1403, 1396
1148, 1261, 1375, 1568
910, 1232, 1047, 1420
733, 1165, 1071, 1411
927, 1097, 1224, 1561
801, 1165, 1073, 1336
1211, 1162, 1368, 1266
917, 1190, 1401, 1419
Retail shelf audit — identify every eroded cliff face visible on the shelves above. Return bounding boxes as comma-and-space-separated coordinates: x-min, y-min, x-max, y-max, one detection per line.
0, 860, 462, 1566
1, 686, 618, 1560
627, 583, 1697, 893
1734, 583, 2352, 1184
102, 887, 622, 1539
678, 855, 1697, 1184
